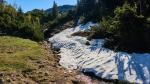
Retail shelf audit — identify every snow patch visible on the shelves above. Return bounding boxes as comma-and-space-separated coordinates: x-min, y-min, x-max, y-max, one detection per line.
49, 22, 150, 84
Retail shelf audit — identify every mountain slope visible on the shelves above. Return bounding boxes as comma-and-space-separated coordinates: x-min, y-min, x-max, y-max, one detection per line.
46, 5, 75, 13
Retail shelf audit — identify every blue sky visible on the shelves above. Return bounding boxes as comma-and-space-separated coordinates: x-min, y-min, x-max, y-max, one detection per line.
6, 0, 77, 12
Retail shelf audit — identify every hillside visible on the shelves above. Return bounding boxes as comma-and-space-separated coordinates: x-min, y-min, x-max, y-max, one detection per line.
46, 5, 75, 13
0, 36, 78, 83
1, 0, 150, 83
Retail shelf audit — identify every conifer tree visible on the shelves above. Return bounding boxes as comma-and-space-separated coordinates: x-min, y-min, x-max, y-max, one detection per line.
18, 6, 23, 14
52, 1, 59, 19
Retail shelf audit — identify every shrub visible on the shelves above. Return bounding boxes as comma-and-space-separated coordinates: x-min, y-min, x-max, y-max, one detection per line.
88, 3, 150, 53
102, 3, 150, 53
71, 31, 90, 37
0, 4, 44, 41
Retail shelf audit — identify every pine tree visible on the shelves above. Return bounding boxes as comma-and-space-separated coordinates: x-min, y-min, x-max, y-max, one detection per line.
76, 0, 102, 21
52, 1, 59, 19
18, 6, 23, 14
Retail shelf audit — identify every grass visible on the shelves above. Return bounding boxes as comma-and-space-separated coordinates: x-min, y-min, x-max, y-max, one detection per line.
0, 36, 45, 71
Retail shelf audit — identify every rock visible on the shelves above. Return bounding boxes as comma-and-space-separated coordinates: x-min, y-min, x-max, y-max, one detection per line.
39, 65, 45, 68
0, 73, 4, 77
0, 78, 4, 84
85, 41, 90, 45
45, 73, 49, 76
6, 78, 11, 82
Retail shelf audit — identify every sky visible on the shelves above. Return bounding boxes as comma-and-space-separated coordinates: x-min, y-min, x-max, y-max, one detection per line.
6, 0, 77, 12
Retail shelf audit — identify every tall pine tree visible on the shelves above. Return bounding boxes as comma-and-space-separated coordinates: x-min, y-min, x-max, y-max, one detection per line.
18, 6, 23, 14
51, 1, 59, 19
76, 0, 102, 21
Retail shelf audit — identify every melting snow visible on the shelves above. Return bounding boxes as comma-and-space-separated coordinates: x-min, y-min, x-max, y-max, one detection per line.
49, 22, 150, 84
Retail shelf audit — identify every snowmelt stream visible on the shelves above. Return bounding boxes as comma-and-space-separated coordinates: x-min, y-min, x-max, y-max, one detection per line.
49, 22, 150, 84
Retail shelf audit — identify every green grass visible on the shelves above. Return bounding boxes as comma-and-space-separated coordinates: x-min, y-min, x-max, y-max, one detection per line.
0, 36, 45, 71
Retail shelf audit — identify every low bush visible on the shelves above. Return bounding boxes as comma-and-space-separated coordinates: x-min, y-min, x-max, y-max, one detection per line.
71, 31, 90, 37
102, 3, 150, 53
87, 3, 150, 53
0, 3, 44, 41
87, 25, 107, 40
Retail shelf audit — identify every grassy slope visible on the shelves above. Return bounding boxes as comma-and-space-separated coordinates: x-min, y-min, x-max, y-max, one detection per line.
0, 36, 78, 84
0, 36, 45, 71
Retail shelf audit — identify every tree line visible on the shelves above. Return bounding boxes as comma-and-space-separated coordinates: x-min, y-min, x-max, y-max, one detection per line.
0, 2, 44, 41
1, 0, 150, 52
0, 1, 75, 41
76, 0, 150, 53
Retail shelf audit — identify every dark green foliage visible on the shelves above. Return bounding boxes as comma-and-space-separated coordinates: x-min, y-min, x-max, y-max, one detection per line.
76, 0, 124, 22
18, 7, 23, 14
76, 0, 102, 22
28, 1, 76, 39
44, 10, 76, 38
26, 9, 48, 24
100, 3, 150, 53
87, 26, 106, 40
76, 0, 150, 22
79, 0, 150, 53
0, 3, 44, 41
44, 11, 74, 29
51, 1, 59, 20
